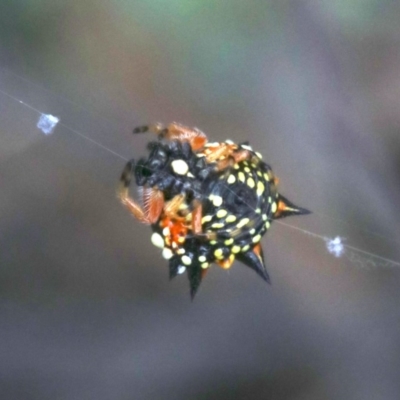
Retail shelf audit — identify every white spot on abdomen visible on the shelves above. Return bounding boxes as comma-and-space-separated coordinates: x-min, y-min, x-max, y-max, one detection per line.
151, 232, 165, 249
171, 159, 189, 175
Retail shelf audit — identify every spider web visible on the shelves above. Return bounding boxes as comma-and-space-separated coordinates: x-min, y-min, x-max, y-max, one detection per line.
0, 66, 399, 272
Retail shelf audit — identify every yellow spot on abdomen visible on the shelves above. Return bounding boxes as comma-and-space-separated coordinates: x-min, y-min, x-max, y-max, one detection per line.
247, 177, 255, 188
226, 215, 237, 223
216, 209, 228, 218
214, 248, 224, 259
257, 181, 265, 196
227, 174, 236, 184
181, 255, 192, 265
151, 232, 164, 249
232, 245, 241, 254
201, 215, 212, 224
236, 218, 250, 229
252, 234, 261, 243
212, 195, 223, 207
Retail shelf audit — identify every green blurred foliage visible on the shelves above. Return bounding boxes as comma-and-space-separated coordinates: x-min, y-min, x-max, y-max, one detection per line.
319, 0, 399, 31
113, 0, 282, 102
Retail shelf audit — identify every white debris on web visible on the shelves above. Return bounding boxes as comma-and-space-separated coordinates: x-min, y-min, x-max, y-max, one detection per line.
37, 113, 60, 135
325, 236, 345, 258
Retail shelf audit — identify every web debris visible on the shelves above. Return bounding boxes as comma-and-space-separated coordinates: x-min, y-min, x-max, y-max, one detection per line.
37, 113, 59, 135
325, 236, 345, 258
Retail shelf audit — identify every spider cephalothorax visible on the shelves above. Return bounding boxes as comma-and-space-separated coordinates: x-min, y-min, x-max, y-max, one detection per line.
118, 122, 310, 298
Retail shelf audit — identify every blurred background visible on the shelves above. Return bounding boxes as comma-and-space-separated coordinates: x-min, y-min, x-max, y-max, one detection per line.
1, 1, 400, 399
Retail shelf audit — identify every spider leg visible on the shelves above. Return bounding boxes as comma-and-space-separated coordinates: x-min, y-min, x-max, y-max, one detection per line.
231, 149, 255, 164
133, 122, 207, 151
161, 191, 204, 236
163, 194, 187, 217
133, 123, 164, 134
118, 160, 164, 224
119, 159, 135, 189
217, 148, 255, 171
191, 200, 203, 235
163, 195, 204, 238
204, 144, 254, 171
204, 144, 234, 162
143, 187, 165, 223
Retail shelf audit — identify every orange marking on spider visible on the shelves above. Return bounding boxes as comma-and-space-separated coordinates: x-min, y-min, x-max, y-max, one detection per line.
134, 122, 207, 151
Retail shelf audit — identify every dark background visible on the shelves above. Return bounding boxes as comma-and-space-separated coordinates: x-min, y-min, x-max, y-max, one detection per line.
1, 1, 400, 399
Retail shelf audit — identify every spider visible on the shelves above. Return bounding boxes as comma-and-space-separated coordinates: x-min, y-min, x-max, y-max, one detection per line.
118, 122, 310, 298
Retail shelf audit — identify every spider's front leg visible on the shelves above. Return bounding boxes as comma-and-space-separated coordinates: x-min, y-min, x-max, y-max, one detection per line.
163, 195, 203, 235
203, 143, 255, 171
215, 148, 255, 171
133, 122, 207, 151
118, 160, 164, 224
